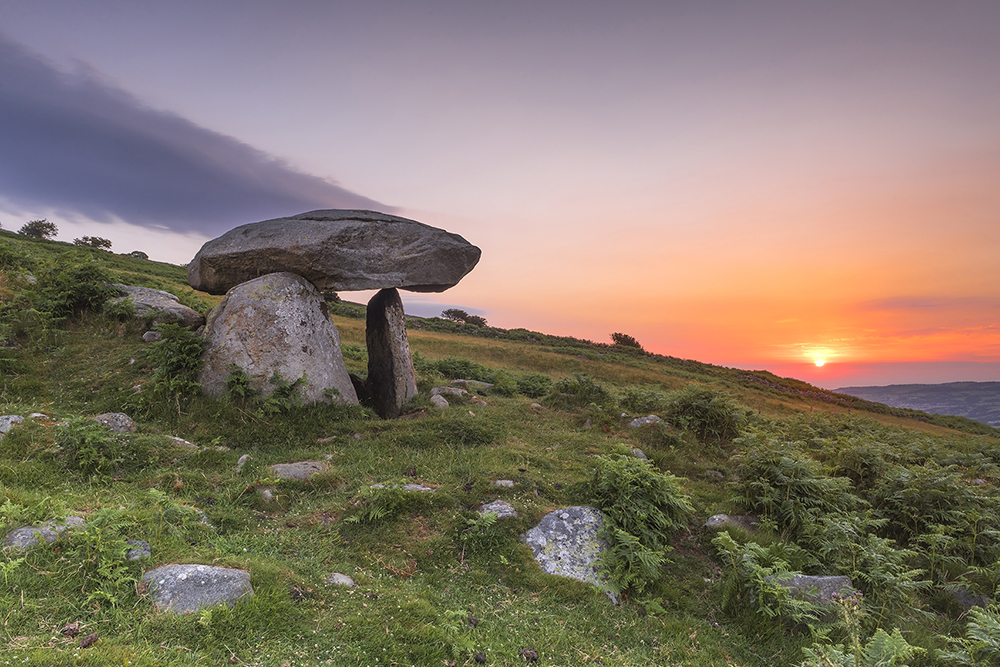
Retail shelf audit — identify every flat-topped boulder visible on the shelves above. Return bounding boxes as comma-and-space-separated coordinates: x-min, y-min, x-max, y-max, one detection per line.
522, 506, 616, 603
187, 209, 481, 295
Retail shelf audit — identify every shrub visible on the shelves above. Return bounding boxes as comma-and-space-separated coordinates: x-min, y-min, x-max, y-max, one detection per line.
57, 418, 124, 476
73, 236, 112, 250
611, 332, 644, 351
34, 253, 117, 318
664, 385, 748, 442
589, 454, 694, 593
18, 219, 57, 239
516, 373, 552, 399
144, 323, 206, 402
547, 374, 614, 409
127, 250, 149, 259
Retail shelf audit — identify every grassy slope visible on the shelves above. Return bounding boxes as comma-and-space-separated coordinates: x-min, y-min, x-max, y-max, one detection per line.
1, 231, 998, 666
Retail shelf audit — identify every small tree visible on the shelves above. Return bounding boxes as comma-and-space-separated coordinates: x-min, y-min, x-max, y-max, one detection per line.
18, 219, 58, 239
73, 236, 112, 250
441, 308, 488, 327
611, 332, 644, 350
127, 250, 149, 260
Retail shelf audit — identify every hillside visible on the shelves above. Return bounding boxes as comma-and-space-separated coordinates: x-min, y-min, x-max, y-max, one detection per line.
2, 229, 1000, 666
837, 382, 1000, 428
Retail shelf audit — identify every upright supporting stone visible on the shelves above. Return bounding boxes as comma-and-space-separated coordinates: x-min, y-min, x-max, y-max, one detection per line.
366, 288, 417, 418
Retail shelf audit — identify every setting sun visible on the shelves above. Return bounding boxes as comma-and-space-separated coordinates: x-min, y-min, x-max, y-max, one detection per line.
815, 359, 826, 367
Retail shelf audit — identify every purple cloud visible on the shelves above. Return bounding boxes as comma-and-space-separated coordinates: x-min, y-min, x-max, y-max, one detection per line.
0, 32, 390, 236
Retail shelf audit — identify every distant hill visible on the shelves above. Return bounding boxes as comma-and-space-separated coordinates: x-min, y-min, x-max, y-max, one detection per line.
835, 381, 1000, 427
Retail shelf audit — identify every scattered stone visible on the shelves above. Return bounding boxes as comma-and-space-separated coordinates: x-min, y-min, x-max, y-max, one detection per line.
370, 483, 434, 492
187, 209, 482, 295
530, 403, 542, 409
470, 396, 488, 406
27, 412, 47, 419
582, 419, 592, 429
143, 564, 254, 613
198, 272, 359, 405
629, 415, 662, 428
519, 648, 539, 662
949, 587, 991, 612
169, 436, 199, 450
0, 415, 24, 436
705, 470, 725, 481
479, 500, 517, 519
270, 461, 328, 481
92, 412, 137, 433
451, 379, 493, 392
430, 395, 449, 408
326, 573, 356, 587
366, 288, 418, 419
631, 448, 648, 460
4, 525, 60, 550
236, 454, 250, 471
494, 479, 515, 488
132, 384, 143, 393
257, 487, 275, 503
111, 284, 206, 328
522, 506, 616, 603
431, 386, 467, 397
703, 514, 759, 531
61, 622, 81, 638
142, 330, 163, 342
125, 540, 151, 560
774, 574, 853, 605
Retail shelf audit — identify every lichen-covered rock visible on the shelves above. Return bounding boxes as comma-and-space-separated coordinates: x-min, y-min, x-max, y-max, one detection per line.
629, 415, 662, 428
703, 514, 758, 531
111, 284, 205, 328
431, 386, 467, 397
270, 461, 328, 481
93, 412, 137, 433
125, 540, 151, 560
326, 573, 355, 587
0, 415, 23, 437
4, 525, 61, 550
198, 272, 358, 405
522, 506, 616, 603
430, 395, 449, 408
366, 288, 417, 418
187, 209, 481, 295
479, 500, 517, 519
143, 564, 253, 613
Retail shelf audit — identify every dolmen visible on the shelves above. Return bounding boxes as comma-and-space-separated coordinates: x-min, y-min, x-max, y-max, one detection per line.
188, 209, 480, 418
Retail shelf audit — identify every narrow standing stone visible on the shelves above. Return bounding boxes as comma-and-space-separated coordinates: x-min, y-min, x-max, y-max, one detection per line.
366, 288, 417, 418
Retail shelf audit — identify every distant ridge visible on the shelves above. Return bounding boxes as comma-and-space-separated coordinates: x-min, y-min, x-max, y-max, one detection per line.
835, 381, 1000, 428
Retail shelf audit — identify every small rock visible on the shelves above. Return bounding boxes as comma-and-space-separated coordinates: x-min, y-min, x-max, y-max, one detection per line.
470, 396, 488, 406
92, 412, 136, 433
431, 386, 467, 397
494, 479, 515, 488
326, 573, 355, 587
705, 470, 725, 480
257, 487, 275, 503
452, 379, 493, 392
132, 384, 143, 393
479, 500, 517, 518
79, 632, 99, 649
169, 436, 199, 450
583, 419, 592, 429
519, 648, 539, 662
125, 540, 151, 560
530, 403, 542, 409
629, 415, 662, 428
236, 454, 251, 471
522, 506, 616, 603
61, 622, 81, 637
703, 514, 758, 531
775, 574, 853, 605
631, 448, 648, 460
4, 525, 60, 550
27, 412, 47, 419
142, 330, 163, 342
270, 461, 328, 481
142, 564, 254, 613
0, 415, 24, 436
430, 395, 449, 408
475, 651, 486, 663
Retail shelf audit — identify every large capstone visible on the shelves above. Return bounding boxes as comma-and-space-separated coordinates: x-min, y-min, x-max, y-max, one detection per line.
187, 209, 481, 295
366, 288, 417, 419
198, 272, 358, 405
111, 284, 205, 328
522, 506, 617, 603
143, 564, 253, 613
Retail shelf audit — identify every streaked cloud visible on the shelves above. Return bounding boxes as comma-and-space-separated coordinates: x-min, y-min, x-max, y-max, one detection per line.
0, 31, 390, 237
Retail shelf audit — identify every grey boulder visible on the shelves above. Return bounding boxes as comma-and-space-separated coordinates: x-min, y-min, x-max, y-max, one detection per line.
111, 284, 205, 328
0, 415, 23, 437
93, 412, 137, 433
479, 500, 517, 519
198, 272, 358, 405
522, 506, 616, 603
270, 461, 328, 481
5, 525, 61, 550
143, 564, 253, 613
187, 209, 481, 295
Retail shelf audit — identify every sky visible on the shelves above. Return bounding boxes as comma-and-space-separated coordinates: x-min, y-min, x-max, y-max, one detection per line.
1, 1, 998, 389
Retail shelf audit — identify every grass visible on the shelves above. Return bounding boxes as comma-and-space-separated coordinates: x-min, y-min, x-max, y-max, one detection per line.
2, 231, 999, 665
